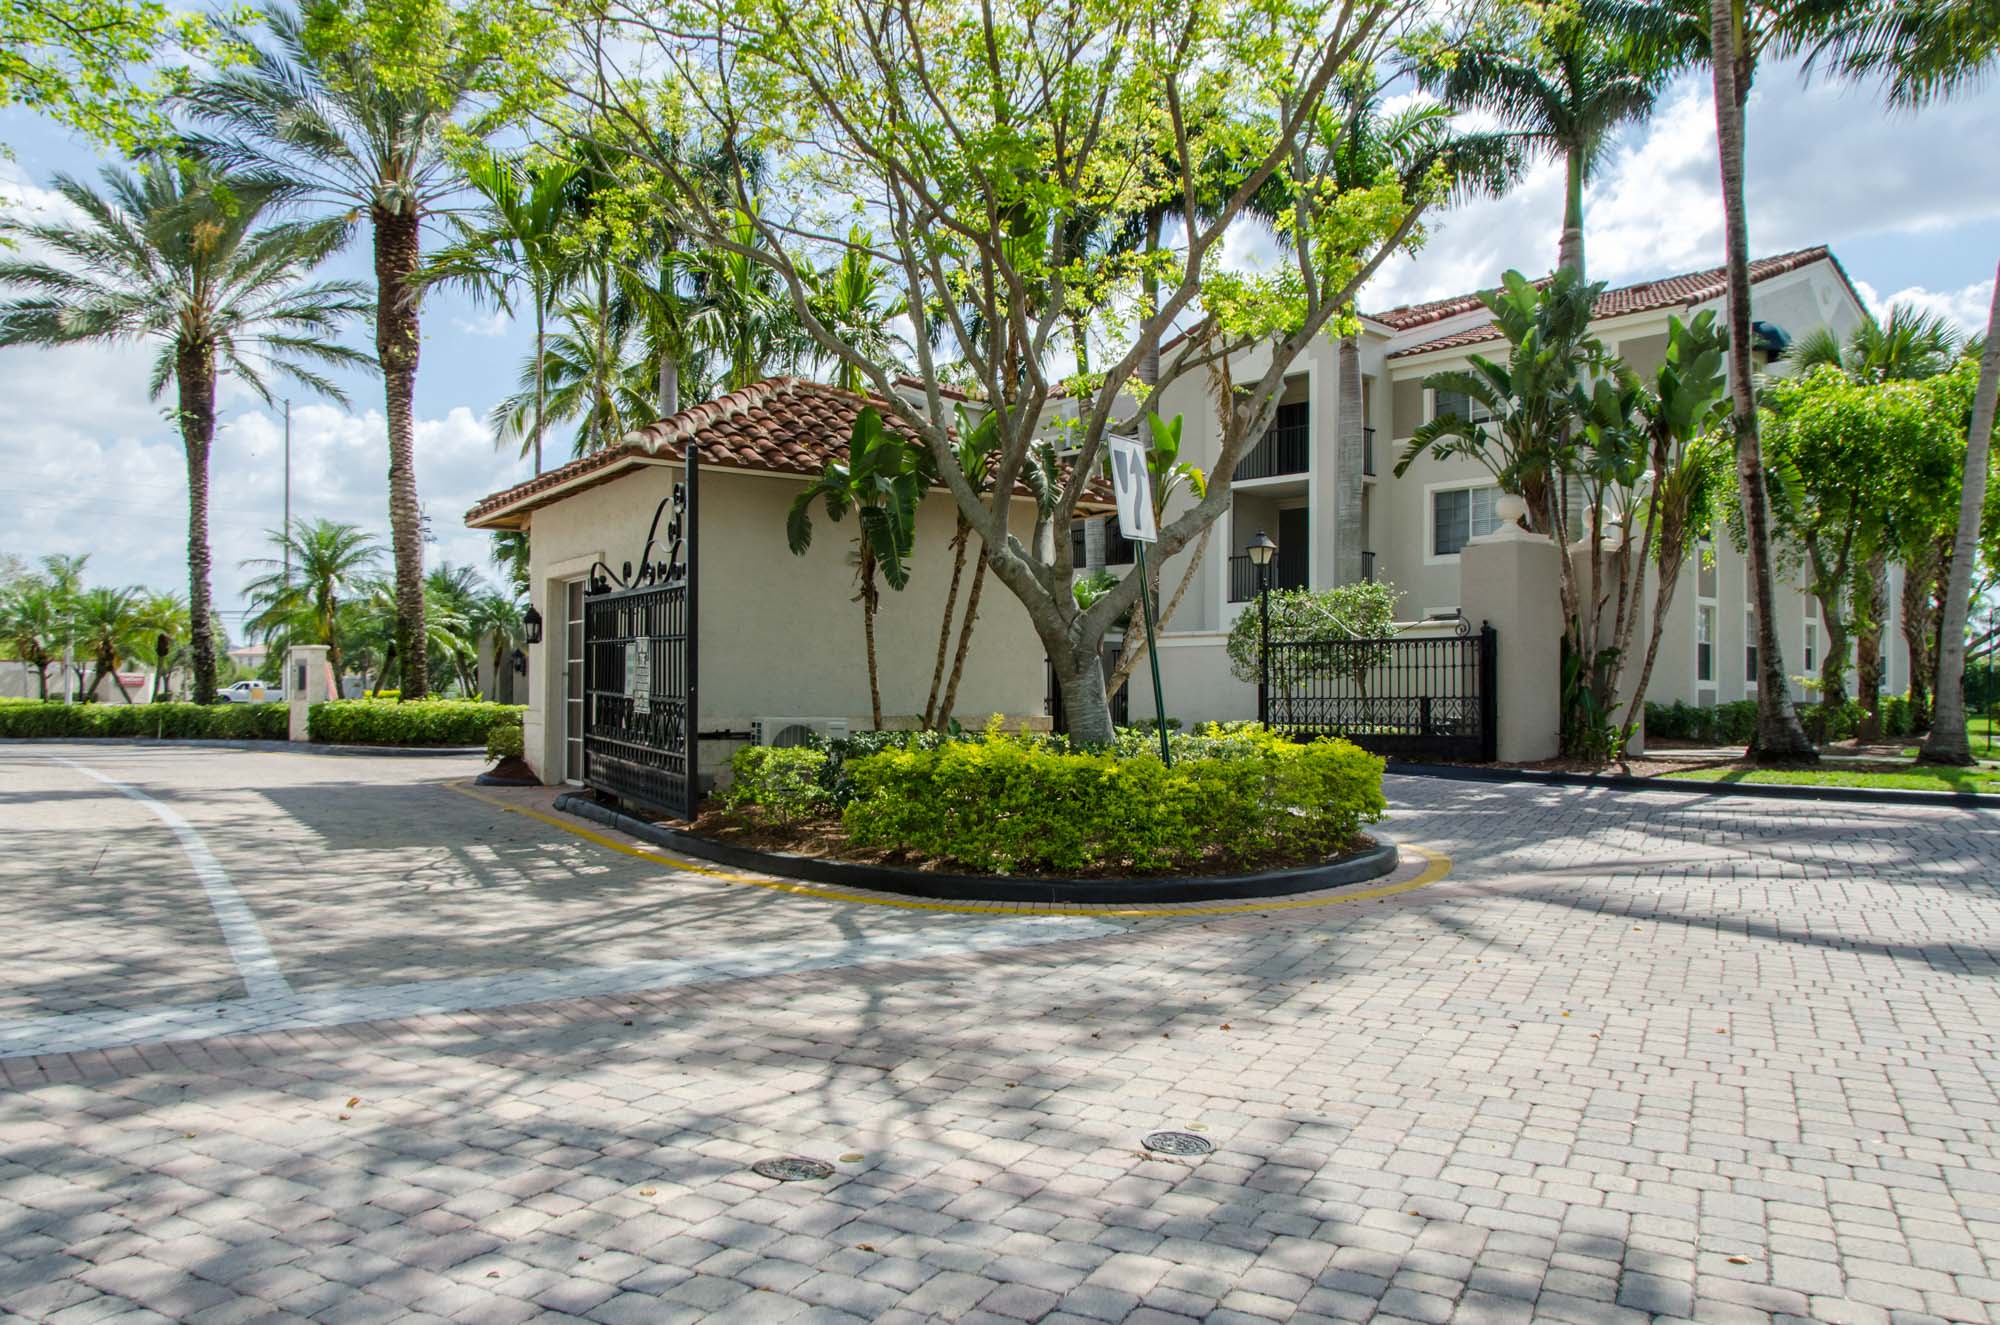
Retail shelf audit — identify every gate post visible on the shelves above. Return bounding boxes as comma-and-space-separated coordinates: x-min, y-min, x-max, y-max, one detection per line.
1459, 526, 1561, 762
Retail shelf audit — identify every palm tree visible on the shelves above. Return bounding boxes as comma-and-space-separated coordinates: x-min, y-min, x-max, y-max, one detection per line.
242, 519, 383, 688
0, 580, 60, 698
687, 205, 811, 392
75, 586, 142, 702
466, 591, 524, 701
787, 407, 929, 728
131, 591, 190, 701
182, 3, 497, 701
1413, 0, 1668, 279
1796, 304, 1964, 382
490, 299, 661, 459
427, 151, 581, 474
0, 163, 369, 704
423, 562, 489, 695
808, 228, 910, 392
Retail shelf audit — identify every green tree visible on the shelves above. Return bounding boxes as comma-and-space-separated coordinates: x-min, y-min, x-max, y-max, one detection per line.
490, 297, 660, 458
808, 228, 909, 393
579, 0, 1449, 741
182, 0, 538, 701
786, 407, 929, 729
0, 163, 368, 703
74, 584, 142, 702
427, 150, 581, 474
1796, 304, 1965, 383
1818, 0, 2000, 763
922, 406, 1001, 730
1412, 0, 1667, 279
131, 590, 190, 700
241, 518, 384, 687
0, 578, 60, 698
685, 205, 810, 393
0, 0, 231, 153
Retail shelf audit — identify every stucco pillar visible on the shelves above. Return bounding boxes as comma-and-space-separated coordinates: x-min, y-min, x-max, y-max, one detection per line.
1460, 527, 1562, 763
284, 644, 332, 742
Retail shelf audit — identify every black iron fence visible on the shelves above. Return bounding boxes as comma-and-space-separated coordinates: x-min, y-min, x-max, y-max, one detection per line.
1267, 623, 1496, 762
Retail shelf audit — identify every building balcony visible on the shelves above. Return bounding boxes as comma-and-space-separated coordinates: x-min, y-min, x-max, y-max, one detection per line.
1237, 410, 1310, 481
1227, 552, 1310, 603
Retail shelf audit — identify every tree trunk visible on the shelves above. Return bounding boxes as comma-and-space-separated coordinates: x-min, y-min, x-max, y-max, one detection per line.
924, 521, 970, 729
1053, 645, 1115, 746
110, 656, 134, 703
33, 659, 47, 700
1709, 5, 1814, 761
1921, 263, 2000, 764
1558, 147, 1586, 279
1902, 545, 1937, 730
1138, 209, 1164, 396
375, 205, 429, 701
938, 553, 987, 728
1335, 335, 1366, 584
1855, 550, 1886, 740
860, 549, 883, 729
176, 340, 219, 705
658, 344, 679, 419
533, 298, 546, 475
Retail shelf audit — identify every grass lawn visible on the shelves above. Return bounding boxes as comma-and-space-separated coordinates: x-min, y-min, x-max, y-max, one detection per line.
1897, 717, 2000, 761
1663, 764, 2000, 794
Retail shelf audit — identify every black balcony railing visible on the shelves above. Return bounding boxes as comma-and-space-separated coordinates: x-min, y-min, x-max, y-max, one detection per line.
1362, 550, 1376, 582
1237, 401, 1310, 480
1227, 553, 1309, 603
1363, 427, 1376, 476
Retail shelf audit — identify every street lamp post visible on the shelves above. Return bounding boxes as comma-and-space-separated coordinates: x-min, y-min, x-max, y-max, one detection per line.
1248, 529, 1277, 727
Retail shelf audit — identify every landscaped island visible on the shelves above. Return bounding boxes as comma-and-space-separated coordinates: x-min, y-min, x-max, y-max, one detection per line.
694, 722, 1387, 882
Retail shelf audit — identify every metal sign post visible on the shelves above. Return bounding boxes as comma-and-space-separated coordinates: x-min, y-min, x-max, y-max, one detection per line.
1107, 435, 1171, 765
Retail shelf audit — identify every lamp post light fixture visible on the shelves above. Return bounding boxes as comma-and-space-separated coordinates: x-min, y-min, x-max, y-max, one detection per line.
1247, 529, 1277, 727
522, 603, 544, 646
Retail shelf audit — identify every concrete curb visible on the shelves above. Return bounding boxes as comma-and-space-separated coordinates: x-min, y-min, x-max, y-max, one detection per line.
0, 737, 486, 758
1384, 760, 2000, 811
552, 792, 1402, 905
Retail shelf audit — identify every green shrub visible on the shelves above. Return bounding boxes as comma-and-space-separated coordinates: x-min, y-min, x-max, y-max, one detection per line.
308, 699, 525, 746
724, 746, 834, 823
1225, 580, 1401, 685
0, 701, 287, 740
1645, 699, 1757, 744
839, 726, 1385, 874
1881, 693, 1913, 738
1798, 698, 1867, 744
485, 717, 525, 763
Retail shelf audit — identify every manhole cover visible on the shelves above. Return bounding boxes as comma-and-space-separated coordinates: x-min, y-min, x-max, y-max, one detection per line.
1142, 1131, 1214, 1157
752, 1157, 835, 1182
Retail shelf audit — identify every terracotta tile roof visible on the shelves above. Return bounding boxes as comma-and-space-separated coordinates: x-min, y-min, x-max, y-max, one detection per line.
465, 376, 1110, 528
1384, 247, 1843, 360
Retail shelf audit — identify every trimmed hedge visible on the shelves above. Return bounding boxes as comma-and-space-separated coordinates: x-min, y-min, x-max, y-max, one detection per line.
837, 725, 1386, 874
1647, 694, 1920, 744
724, 746, 835, 823
0, 701, 288, 740
308, 699, 526, 747
485, 717, 525, 763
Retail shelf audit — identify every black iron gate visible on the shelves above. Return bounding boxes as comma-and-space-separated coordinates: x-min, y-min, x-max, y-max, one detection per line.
1268, 622, 1496, 762
582, 482, 699, 819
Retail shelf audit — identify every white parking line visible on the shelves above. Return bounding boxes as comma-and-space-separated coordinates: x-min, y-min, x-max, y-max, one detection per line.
54, 756, 295, 1003
0, 916, 1118, 1059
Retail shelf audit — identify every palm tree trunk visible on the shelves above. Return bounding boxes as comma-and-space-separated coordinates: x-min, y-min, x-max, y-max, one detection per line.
1558, 148, 1586, 279
533, 297, 546, 475
177, 341, 220, 705
375, 205, 430, 701
1139, 209, 1164, 394
938, 554, 988, 727
111, 657, 134, 703
1709, 2, 1814, 761
1336, 334, 1365, 584
1855, 550, 1887, 739
861, 549, 883, 729
1921, 264, 2000, 764
924, 520, 970, 728
33, 658, 47, 700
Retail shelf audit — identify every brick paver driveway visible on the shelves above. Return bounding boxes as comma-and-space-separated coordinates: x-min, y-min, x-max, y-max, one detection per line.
2, 743, 1998, 1325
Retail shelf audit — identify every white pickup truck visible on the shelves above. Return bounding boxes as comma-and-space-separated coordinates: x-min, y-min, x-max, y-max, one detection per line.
218, 679, 285, 704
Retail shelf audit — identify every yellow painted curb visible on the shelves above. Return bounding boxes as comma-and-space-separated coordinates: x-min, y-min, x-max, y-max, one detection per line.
451, 782, 1451, 917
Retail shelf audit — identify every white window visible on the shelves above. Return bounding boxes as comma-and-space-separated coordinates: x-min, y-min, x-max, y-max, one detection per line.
1804, 621, 1819, 674
1430, 483, 1503, 559
1745, 607, 1759, 688
563, 578, 586, 784
1432, 388, 1495, 425
1697, 605, 1716, 683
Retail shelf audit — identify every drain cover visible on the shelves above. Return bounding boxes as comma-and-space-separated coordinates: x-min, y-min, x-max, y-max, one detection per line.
752, 1156, 835, 1182
1142, 1130, 1214, 1157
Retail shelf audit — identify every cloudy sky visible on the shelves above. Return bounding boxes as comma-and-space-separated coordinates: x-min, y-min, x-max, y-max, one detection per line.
1, 56, 1996, 637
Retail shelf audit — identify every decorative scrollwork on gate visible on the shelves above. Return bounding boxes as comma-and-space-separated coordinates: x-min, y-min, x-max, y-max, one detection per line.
585, 486, 687, 598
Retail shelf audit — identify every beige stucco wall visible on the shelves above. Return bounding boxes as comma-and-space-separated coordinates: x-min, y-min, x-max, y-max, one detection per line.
513, 462, 1048, 786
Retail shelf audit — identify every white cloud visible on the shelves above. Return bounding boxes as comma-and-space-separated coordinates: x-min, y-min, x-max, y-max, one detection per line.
1853, 276, 1996, 337
453, 308, 514, 338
